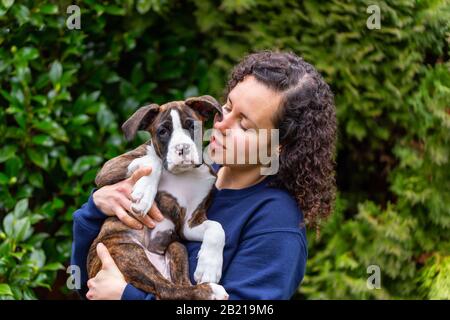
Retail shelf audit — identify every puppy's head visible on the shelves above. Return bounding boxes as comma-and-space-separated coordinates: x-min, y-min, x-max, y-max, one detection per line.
122, 95, 222, 174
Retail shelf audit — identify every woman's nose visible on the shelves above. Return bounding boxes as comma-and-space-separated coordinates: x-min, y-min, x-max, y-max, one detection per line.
213, 112, 230, 133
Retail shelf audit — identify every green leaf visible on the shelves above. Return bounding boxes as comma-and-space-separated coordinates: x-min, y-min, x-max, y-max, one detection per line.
136, 0, 152, 14
104, 5, 126, 16
28, 172, 43, 188
97, 104, 115, 129
13, 217, 31, 242
22, 288, 36, 300
0, 284, 13, 296
5, 156, 23, 178
346, 119, 367, 141
31, 134, 54, 147
42, 262, 64, 271
1, 0, 14, 9
17, 47, 39, 61
0, 145, 17, 163
27, 148, 49, 169
33, 119, 68, 142
71, 114, 90, 126
49, 61, 62, 84
51, 197, 64, 210
29, 213, 44, 224
29, 249, 45, 269
0, 172, 8, 185
72, 155, 103, 176
39, 4, 59, 15
0, 240, 12, 256
3, 213, 14, 237
14, 198, 29, 218
12, 4, 30, 25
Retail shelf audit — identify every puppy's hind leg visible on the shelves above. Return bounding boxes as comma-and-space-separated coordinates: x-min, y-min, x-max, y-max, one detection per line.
166, 241, 192, 286
106, 242, 228, 300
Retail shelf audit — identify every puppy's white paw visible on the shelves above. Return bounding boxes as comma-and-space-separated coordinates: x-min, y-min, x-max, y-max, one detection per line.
131, 182, 156, 217
131, 193, 155, 217
208, 283, 229, 300
127, 158, 145, 176
194, 247, 223, 284
131, 198, 152, 217
131, 189, 144, 202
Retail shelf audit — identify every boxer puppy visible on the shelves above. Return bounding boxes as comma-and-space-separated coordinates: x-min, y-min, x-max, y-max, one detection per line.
87, 96, 228, 300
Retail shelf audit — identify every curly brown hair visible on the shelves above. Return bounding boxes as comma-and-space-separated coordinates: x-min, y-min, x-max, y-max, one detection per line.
224, 51, 337, 228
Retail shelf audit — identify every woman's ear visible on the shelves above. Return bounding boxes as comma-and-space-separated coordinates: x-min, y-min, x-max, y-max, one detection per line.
121, 104, 160, 141
185, 95, 222, 121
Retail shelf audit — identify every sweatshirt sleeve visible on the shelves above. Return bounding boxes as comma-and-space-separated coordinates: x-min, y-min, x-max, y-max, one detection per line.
70, 189, 108, 299
121, 283, 156, 300
221, 229, 307, 300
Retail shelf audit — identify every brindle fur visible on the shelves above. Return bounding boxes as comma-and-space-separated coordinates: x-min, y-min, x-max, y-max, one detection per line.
94, 143, 149, 188
87, 217, 214, 300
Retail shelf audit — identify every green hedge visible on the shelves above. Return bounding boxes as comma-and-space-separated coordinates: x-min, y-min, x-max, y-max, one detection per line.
0, 0, 449, 299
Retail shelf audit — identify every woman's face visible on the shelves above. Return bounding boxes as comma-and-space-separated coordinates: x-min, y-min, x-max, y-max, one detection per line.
208, 75, 283, 168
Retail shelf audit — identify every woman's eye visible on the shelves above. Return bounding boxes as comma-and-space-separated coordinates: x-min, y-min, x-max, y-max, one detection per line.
239, 122, 248, 131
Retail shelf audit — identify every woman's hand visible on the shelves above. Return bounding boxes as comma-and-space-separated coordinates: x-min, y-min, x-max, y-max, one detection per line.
86, 243, 126, 300
93, 166, 164, 229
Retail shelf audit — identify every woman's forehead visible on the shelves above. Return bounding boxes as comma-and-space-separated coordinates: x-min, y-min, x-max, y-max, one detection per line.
229, 76, 282, 128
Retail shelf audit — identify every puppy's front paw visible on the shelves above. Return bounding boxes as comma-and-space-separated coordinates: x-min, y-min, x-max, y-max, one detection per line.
194, 247, 223, 284
207, 283, 228, 300
130, 181, 155, 217
131, 197, 152, 217
131, 189, 144, 202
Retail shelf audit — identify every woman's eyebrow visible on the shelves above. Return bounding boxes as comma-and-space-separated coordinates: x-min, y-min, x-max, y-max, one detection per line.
228, 96, 257, 127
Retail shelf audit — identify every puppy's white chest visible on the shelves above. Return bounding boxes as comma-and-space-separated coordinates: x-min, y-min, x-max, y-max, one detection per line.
158, 165, 216, 219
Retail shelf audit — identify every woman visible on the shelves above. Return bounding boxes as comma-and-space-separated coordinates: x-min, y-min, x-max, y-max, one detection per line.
71, 51, 337, 300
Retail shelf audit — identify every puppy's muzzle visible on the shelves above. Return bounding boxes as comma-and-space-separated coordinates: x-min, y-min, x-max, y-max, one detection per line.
175, 143, 191, 156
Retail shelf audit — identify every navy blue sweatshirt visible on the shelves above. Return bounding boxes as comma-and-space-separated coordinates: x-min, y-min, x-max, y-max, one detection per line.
71, 166, 307, 300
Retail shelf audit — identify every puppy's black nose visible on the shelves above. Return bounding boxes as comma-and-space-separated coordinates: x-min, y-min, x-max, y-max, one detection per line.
175, 143, 190, 156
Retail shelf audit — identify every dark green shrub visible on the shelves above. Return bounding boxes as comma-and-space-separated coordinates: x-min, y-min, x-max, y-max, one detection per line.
0, 0, 448, 299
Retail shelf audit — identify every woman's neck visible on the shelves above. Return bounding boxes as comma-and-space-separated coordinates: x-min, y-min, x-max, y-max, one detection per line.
215, 165, 267, 190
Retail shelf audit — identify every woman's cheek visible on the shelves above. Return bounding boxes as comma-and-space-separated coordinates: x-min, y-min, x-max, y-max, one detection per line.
229, 131, 259, 165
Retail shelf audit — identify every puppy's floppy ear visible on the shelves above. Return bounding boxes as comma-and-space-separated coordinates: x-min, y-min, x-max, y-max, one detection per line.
185, 95, 222, 120
122, 104, 159, 141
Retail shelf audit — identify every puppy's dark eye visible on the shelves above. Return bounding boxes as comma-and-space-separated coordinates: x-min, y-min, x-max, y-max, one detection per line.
185, 120, 194, 130
157, 127, 169, 137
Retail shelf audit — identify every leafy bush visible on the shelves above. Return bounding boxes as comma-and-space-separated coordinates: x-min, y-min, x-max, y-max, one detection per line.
0, 0, 448, 299
0, 199, 63, 299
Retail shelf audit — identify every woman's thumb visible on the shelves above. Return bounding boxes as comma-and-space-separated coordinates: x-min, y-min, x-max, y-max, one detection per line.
96, 243, 115, 269
129, 166, 152, 185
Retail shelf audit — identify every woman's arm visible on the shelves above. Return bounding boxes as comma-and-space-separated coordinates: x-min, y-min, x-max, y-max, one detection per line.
70, 190, 108, 298
220, 229, 307, 299
70, 166, 164, 299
